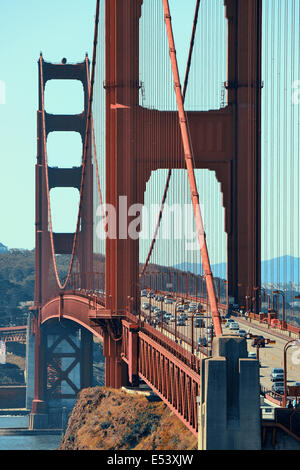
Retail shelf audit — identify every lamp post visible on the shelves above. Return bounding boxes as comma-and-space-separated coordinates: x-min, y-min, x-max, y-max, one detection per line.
237, 283, 251, 313
253, 286, 266, 315
273, 290, 286, 329
174, 298, 184, 344
191, 312, 195, 355
283, 339, 295, 408
223, 280, 228, 308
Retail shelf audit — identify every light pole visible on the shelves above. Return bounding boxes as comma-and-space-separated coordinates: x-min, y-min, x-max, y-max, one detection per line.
273, 290, 286, 329
283, 339, 295, 408
191, 312, 195, 355
253, 286, 266, 315
223, 280, 228, 307
174, 298, 185, 344
237, 283, 251, 313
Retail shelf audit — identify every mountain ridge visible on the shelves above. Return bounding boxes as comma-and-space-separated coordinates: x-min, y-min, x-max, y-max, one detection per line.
175, 255, 300, 283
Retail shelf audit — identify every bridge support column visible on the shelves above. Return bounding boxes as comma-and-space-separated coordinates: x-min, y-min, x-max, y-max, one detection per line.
29, 311, 48, 429
25, 312, 35, 411
198, 335, 261, 450
103, 333, 128, 389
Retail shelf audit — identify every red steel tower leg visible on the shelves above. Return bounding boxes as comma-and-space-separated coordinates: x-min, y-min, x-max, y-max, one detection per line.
224, 0, 262, 307
104, 0, 143, 387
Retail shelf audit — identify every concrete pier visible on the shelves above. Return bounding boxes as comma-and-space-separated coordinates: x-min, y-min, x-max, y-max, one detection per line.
198, 334, 261, 450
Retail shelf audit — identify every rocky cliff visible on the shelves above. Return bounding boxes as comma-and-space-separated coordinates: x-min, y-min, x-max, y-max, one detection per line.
59, 386, 197, 450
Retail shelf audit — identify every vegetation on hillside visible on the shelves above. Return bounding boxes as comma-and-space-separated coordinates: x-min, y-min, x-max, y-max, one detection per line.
59, 387, 197, 451
0, 249, 70, 324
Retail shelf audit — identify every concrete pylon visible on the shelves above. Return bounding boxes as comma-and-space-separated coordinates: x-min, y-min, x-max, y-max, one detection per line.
198, 335, 261, 450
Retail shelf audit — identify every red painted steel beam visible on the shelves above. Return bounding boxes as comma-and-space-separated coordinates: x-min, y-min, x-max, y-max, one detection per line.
138, 331, 200, 436
162, 0, 222, 337
41, 293, 105, 342
224, 0, 262, 305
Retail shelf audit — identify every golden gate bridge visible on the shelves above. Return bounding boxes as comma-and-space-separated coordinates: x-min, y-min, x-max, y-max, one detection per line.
8, 0, 300, 449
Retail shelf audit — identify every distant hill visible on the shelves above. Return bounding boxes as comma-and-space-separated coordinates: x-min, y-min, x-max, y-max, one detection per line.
175, 255, 300, 284
0, 249, 74, 323
0, 243, 8, 253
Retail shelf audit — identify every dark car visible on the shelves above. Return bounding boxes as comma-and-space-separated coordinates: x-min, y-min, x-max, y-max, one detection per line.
272, 382, 285, 395
194, 318, 205, 328
197, 337, 208, 348
251, 336, 265, 348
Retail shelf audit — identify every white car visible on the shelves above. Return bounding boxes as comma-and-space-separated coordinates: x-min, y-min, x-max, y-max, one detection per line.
238, 329, 247, 337
270, 368, 284, 382
229, 322, 239, 330
225, 319, 235, 328
248, 352, 257, 359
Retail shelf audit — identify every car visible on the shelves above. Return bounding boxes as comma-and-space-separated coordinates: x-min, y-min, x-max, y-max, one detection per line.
176, 318, 186, 326
178, 313, 188, 321
270, 368, 284, 382
188, 308, 197, 314
194, 318, 205, 328
272, 382, 285, 395
164, 298, 173, 304
142, 302, 150, 309
176, 305, 184, 312
238, 329, 247, 337
251, 335, 265, 348
229, 322, 239, 330
224, 319, 235, 328
197, 337, 208, 348
248, 352, 257, 359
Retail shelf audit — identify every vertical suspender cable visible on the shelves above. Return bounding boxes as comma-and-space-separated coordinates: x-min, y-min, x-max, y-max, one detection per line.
162, 0, 222, 336
39, 0, 100, 290
141, 0, 201, 277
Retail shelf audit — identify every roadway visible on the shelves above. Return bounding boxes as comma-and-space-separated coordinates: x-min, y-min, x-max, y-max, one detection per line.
234, 316, 300, 392
140, 293, 300, 394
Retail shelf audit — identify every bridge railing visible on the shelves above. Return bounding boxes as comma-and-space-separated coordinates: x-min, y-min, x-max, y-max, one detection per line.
46, 272, 106, 305
122, 311, 200, 437
124, 310, 203, 375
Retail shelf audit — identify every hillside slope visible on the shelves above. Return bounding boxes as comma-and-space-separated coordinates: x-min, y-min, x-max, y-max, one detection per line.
59, 387, 197, 450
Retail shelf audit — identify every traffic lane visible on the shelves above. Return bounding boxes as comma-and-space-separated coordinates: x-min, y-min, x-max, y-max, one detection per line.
235, 319, 300, 390
140, 301, 212, 357
141, 298, 300, 390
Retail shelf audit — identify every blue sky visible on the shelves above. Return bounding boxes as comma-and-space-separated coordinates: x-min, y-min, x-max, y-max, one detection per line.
0, 0, 96, 249
0, 0, 196, 250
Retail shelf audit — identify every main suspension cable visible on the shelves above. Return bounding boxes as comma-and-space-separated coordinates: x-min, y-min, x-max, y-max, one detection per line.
141, 0, 201, 277
162, 0, 222, 336
39, 0, 100, 290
